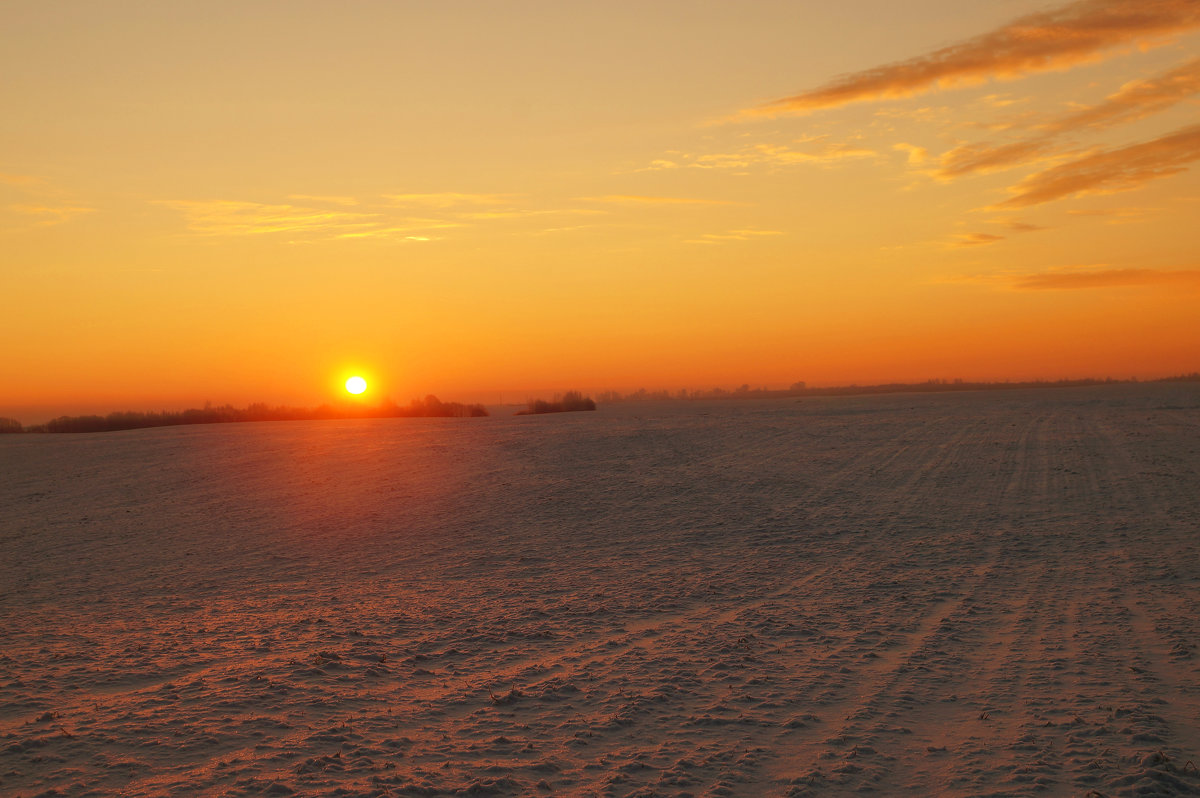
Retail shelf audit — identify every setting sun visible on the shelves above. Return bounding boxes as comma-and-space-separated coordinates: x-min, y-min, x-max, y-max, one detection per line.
345, 376, 367, 395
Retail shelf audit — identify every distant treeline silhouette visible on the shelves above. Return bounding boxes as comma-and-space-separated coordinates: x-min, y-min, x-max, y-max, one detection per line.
595, 373, 1200, 403
515, 391, 597, 415
6, 374, 1199, 433
11, 395, 487, 434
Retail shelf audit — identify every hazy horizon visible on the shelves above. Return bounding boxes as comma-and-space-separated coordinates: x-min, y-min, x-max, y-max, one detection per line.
6, 369, 1197, 427
3, 1, 1200, 423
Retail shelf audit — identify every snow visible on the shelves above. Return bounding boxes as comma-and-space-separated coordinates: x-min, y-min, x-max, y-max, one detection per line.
2, 384, 1200, 796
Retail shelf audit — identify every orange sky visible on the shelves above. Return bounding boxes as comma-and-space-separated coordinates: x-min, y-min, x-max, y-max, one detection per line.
3, 1, 1199, 421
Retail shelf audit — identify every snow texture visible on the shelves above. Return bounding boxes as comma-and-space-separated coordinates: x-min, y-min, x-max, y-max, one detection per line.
2, 384, 1200, 796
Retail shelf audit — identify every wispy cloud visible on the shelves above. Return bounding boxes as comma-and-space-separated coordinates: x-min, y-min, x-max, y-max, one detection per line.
5, 203, 95, 225
287, 194, 360, 206
1047, 55, 1200, 132
893, 142, 930, 165
932, 56, 1200, 179
946, 218, 1047, 248
0, 174, 97, 229
950, 232, 1006, 248
979, 93, 1025, 109
579, 194, 737, 206
0, 173, 43, 187
1065, 205, 1155, 221
686, 229, 784, 244
382, 193, 518, 208
456, 208, 606, 220
992, 218, 1047, 233
159, 194, 606, 240
998, 122, 1200, 207
1012, 266, 1200, 289
333, 227, 446, 241
158, 200, 380, 236
744, 0, 1200, 117
937, 138, 1062, 179
644, 138, 877, 172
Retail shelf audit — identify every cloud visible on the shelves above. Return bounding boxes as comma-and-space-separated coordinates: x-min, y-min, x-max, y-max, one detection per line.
980, 93, 1024, 109
893, 142, 930, 164
530, 224, 600, 236
0, 173, 43, 187
931, 57, 1200, 179
644, 138, 877, 172
998, 122, 1200, 207
937, 138, 1061, 179
951, 232, 1006, 247
158, 200, 380, 236
456, 208, 606, 220
1012, 266, 1200, 289
287, 194, 360, 206
1047, 55, 1200, 132
159, 194, 601, 240
1065, 205, 1155, 222
947, 218, 1047, 247
382, 193, 517, 208
334, 229, 442, 241
993, 218, 1047, 232
5, 203, 96, 225
579, 194, 737, 206
745, 0, 1200, 117
686, 229, 784, 244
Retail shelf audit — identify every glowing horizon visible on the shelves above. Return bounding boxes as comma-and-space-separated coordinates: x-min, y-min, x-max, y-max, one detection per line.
2, 1, 1198, 422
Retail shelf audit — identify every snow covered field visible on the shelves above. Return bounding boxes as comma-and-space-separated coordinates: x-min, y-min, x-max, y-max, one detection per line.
2, 384, 1200, 797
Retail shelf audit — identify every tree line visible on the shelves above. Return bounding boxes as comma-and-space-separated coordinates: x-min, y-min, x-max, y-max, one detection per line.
1, 395, 487, 434
515, 391, 597, 415
593, 373, 1200, 403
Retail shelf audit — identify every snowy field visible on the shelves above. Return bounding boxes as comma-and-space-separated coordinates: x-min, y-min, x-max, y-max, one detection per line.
2, 384, 1200, 797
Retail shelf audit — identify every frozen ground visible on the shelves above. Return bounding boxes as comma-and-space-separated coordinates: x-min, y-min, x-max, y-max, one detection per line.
2, 384, 1200, 797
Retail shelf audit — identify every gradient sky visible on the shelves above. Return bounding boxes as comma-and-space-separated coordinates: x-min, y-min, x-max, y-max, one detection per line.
3, 0, 1199, 421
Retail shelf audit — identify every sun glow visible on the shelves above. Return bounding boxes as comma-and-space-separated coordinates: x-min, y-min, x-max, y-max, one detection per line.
345, 376, 367, 395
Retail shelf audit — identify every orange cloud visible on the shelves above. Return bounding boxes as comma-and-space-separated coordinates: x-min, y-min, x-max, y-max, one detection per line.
997, 219, 1047, 233
946, 219, 1047, 248
937, 138, 1061, 179
747, 0, 1200, 117
686, 229, 784, 244
158, 200, 380, 236
644, 138, 877, 172
893, 142, 930, 164
5, 203, 95, 225
382, 193, 517, 208
0, 173, 43, 187
999, 123, 1200, 207
1047, 55, 1200, 132
1012, 266, 1200, 289
951, 232, 1006, 248
933, 57, 1200, 179
579, 194, 737, 205
286, 193, 360, 206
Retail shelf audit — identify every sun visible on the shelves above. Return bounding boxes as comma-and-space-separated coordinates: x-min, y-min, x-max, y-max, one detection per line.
345, 376, 367, 395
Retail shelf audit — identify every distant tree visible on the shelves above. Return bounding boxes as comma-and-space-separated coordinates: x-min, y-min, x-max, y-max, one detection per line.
517, 391, 596, 415
560, 391, 596, 412
0, 417, 22, 434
